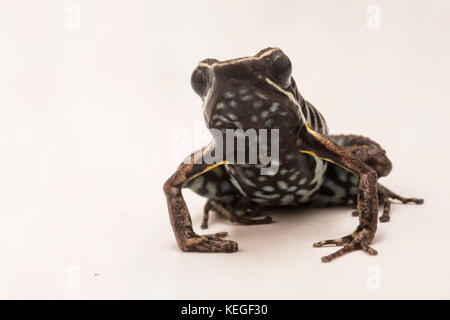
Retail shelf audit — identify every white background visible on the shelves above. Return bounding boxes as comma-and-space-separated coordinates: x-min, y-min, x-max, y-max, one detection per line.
1, 0, 449, 299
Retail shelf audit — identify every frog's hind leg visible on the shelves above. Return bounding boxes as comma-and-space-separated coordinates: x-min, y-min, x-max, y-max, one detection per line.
330, 134, 423, 222
309, 134, 423, 222
204, 198, 272, 228
184, 166, 272, 229
377, 184, 423, 222
330, 134, 393, 177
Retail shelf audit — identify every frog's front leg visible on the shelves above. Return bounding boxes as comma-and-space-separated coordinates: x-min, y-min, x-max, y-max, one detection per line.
163, 145, 238, 253
299, 126, 380, 262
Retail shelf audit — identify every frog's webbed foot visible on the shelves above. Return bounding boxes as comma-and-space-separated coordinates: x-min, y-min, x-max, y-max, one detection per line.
180, 232, 238, 253
377, 184, 424, 223
313, 227, 378, 262
201, 199, 272, 229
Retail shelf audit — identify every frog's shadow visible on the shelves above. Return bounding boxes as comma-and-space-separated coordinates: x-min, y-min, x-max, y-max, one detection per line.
199, 204, 386, 253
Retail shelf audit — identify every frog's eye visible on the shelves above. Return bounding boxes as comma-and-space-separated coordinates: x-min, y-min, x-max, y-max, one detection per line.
191, 67, 208, 97
271, 53, 292, 85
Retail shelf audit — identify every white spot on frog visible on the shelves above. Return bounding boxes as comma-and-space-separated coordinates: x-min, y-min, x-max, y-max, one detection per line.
255, 91, 268, 100
224, 91, 235, 98
280, 194, 294, 204
298, 156, 327, 202
253, 100, 263, 108
206, 182, 217, 196
336, 167, 348, 182
296, 188, 308, 196
238, 87, 249, 95
286, 153, 295, 160
277, 180, 288, 190
350, 175, 358, 185
221, 181, 231, 192
263, 119, 274, 128
262, 186, 275, 192
288, 172, 299, 181
212, 114, 230, 123
188, 175, 204, 192
240, 95, 253, 101
253, 191, 280, 199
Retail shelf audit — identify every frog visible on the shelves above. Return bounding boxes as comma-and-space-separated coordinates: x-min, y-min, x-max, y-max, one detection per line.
163, 47, 423, 262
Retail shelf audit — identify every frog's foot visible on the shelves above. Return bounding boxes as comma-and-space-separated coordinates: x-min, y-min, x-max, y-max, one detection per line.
313, 227, 377, 262
201, 199, 272, 229
377, 184, 424, 223
180, 232, 238, 253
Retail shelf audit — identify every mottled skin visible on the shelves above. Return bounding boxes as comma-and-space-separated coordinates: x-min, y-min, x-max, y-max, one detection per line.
163, 48, 423, 262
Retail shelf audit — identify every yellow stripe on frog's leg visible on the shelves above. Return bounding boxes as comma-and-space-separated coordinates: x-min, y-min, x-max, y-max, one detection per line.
298, 149, 337, 165
185, 161, 229, 184
299, 124, 335, 162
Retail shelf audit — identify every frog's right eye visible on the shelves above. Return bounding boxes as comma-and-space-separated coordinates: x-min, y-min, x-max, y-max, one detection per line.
191, 67, 208, 97
271, 53, 292, 86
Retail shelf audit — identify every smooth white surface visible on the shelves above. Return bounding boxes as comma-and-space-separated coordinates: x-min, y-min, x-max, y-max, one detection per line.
0, 0, 449, 299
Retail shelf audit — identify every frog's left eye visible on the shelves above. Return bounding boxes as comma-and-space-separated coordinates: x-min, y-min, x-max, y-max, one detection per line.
272, 53, 292, 85
191, 67, 208, 97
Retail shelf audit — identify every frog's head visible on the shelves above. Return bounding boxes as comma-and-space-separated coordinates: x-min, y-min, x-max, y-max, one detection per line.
190, 47, 304, 134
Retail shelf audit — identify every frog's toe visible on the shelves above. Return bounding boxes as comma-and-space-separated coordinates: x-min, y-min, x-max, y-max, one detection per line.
182, 234, 239, 253
321, 242, 378, 263
315, 228, 378, 262
203, 231, 228, 239
313, 234, 353, 248
202, 238, 239, 253
403, 197, 424, 205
